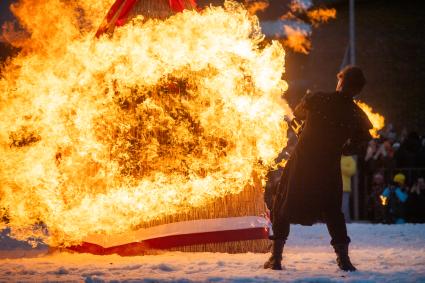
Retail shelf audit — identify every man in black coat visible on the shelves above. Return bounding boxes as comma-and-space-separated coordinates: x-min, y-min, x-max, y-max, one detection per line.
264, 66, 373, 271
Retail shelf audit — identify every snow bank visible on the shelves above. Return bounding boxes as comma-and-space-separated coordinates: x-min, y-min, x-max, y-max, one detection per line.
1, 223, 425, 282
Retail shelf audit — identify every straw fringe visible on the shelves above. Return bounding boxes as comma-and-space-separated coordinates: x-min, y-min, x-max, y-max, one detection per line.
134, 179, 270, 253
128, 0, 197, 20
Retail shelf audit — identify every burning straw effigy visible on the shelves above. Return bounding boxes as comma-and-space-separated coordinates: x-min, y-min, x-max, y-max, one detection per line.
82, 0, 274, 254
0, 0, 291, 254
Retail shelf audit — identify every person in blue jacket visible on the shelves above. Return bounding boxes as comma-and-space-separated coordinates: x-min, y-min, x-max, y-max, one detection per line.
381, 173, 408, 224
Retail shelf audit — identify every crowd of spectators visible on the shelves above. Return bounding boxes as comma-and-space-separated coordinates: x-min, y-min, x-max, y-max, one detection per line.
364, 124, 425, 171
363, 124, 425, 224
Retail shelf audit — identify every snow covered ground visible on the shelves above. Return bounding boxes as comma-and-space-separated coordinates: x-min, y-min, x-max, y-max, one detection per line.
1, 223, 425, 282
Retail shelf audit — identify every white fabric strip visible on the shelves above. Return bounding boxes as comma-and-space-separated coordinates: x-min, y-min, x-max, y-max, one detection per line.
85, 216, 270, 248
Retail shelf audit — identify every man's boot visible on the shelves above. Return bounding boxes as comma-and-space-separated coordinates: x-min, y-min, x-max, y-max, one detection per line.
264, 239, 285, 270
332, 243, 357, 272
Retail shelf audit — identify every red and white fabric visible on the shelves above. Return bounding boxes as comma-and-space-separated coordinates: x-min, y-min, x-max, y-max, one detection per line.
68, 216, 271, 256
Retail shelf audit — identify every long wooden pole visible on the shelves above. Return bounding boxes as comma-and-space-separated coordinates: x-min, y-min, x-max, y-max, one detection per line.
349, 0, 356, 65
349, 0, 359, 221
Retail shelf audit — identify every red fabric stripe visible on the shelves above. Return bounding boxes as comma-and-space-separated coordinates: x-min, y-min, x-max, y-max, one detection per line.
96, 0, 199, 37
68, 227, 269, 256
115, 0, 138, 26
106, 0, 127, 21
145, 227, 268, 249
189, 0, 198, 9
169, 0, 185, 12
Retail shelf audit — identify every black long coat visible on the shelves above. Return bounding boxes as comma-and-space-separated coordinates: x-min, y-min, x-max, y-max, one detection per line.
273, 91, 373, 225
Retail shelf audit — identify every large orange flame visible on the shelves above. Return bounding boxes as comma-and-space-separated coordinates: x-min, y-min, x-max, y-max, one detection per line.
355, 101, 385, 138
0, 0, 290, 246
282, 25, 311, 54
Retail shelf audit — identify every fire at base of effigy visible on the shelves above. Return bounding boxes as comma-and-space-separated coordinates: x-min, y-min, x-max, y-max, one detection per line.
0, 0, 291, 251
